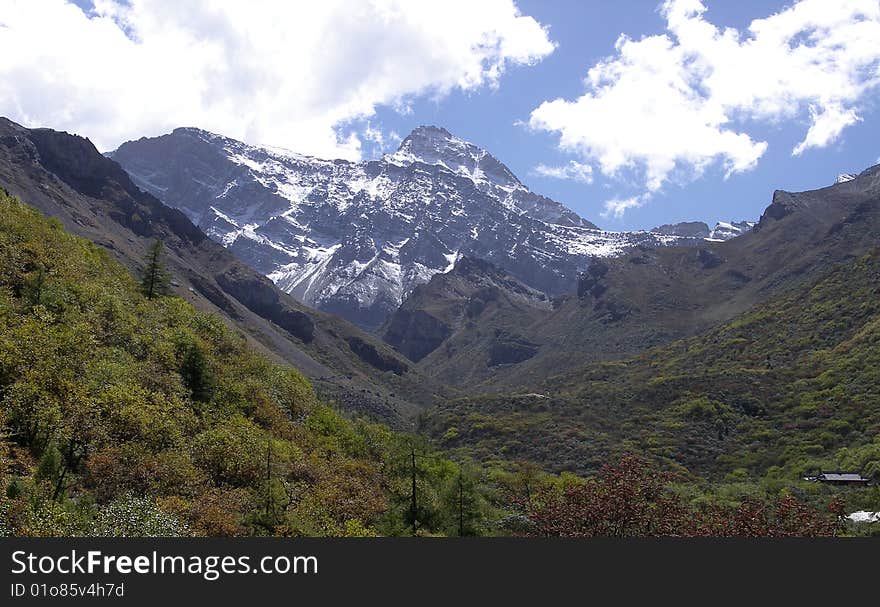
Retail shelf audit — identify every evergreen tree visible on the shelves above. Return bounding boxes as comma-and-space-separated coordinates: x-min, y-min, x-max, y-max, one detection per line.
440, 466, 484, 536
140, 239, 171, 300
180, 342, 215, 402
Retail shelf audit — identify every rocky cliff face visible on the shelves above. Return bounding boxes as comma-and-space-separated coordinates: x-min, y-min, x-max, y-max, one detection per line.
111, 126, 688, 329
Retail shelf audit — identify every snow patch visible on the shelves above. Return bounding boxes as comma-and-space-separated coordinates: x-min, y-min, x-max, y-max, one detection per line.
848, 511, 880, 523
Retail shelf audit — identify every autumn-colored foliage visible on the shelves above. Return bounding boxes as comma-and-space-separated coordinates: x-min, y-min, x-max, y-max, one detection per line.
515, 455, 843, 537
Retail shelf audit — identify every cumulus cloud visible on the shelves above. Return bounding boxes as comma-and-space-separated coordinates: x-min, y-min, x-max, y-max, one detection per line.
0, 0, 554, 158
529, 0, 880, 210
532, 160, 593, 183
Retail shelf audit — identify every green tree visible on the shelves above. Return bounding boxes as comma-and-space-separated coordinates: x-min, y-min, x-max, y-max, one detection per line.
140, 239, 170, 300
35, 444, 62, 486
441, 468, 484, 536
179, 342, 215, 402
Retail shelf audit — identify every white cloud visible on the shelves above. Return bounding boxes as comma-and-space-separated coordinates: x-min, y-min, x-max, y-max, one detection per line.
793, 104, 861, 155
361, 123, 386, 147
601, 195, 648, 219
532, 160, 593, 183
0, 0, 554, 158
357, 122, 402, 156
529, 0, 880, 210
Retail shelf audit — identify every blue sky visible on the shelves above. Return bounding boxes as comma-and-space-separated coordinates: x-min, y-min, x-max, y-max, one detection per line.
4, 0, 880, 231
346, 0, 880, 230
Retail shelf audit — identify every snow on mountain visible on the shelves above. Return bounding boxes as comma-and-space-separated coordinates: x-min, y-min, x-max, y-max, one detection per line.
835, 173, 857, 184
652, 220, 755, 242
707, 220, 756, 241
111, 126, 692, 329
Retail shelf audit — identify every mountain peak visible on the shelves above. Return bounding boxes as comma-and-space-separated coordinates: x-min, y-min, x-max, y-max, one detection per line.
172, 126, 222, 140
401, 124, 455, 143
391, 125, 480, 162
386, 125, 523, 192
384, 126, 595, 228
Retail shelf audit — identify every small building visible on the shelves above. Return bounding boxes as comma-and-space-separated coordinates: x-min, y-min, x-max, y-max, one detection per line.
805, 471, 873, 486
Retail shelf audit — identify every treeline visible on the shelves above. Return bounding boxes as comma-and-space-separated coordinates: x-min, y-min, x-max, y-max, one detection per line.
0, 191, 852, 537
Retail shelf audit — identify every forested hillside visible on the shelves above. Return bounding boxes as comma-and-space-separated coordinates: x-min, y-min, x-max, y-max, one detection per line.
0, 190, 474, 536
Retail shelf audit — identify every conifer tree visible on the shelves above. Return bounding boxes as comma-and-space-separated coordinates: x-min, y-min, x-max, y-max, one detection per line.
141, 239, 171, 300
180, 342, 215, 402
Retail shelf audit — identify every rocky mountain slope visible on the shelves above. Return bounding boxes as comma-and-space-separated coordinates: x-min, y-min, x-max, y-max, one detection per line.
421, 164, 880, 475
423, 244, 880, 477
382, 256, 552, 366
0, 117, 441, 426
110, 126, 690, 329
381, 163, 880, 393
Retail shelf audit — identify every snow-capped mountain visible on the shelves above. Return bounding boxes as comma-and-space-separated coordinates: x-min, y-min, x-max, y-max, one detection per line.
111, 126, 688, 329
835, 173, 857, 184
